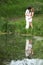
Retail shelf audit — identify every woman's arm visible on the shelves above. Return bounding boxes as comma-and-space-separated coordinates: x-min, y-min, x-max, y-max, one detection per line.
31, 8, 34, 17
31, 12, 34, 17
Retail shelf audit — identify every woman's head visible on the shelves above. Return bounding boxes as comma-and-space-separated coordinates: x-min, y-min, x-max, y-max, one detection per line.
31, 8, 34, 12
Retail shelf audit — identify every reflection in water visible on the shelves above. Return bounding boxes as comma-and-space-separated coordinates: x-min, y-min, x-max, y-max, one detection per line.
9, 59, 43, 65
25, 39, 33, 58
0, 34, 43, 65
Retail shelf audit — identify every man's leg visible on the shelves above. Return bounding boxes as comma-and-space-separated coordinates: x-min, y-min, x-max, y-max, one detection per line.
25, 20, 29, 29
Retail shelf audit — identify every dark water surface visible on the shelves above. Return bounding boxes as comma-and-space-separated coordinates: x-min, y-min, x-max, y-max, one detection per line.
0, 33, 43, 65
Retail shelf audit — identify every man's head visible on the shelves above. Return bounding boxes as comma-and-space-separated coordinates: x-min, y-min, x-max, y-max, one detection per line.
27, 7, 32, 12
27, 6, 34, 12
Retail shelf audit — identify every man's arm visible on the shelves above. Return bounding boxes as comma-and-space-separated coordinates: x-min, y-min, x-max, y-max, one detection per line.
25, 13, 30, 16
25, 9, 30, 16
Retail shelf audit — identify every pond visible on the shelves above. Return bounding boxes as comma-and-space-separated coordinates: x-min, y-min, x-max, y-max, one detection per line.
9, 59, 43, 65
0, 33, 43, 65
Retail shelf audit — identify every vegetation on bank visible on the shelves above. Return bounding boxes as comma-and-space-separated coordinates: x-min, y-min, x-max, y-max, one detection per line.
0, 14, 43, 36
0, 0, 43, 36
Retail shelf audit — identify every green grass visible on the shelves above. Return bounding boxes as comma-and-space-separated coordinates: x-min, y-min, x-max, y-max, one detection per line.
0, 15, 43, 36
6, 15, 43, 36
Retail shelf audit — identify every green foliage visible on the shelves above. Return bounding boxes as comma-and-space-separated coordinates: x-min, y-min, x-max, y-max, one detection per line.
0, 14, 43, 36
0, 17, 15, 32
0, 0, 43, 17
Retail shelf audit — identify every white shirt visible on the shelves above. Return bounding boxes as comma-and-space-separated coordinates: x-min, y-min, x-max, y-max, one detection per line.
25, 9, 32, 19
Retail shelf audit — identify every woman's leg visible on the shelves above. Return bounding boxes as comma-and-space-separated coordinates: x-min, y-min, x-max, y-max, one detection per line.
29, 22, 33, 28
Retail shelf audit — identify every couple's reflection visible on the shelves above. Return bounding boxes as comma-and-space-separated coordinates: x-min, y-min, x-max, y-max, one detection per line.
25, 39, 33, 59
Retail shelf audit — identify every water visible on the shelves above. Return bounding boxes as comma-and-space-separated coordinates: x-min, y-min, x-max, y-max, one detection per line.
0, 34, 43, 65
9, 59, 43, 65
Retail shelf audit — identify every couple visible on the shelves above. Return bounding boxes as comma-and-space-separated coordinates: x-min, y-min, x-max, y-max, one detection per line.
25, 7, 34, 29
25, 39, 33, 59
